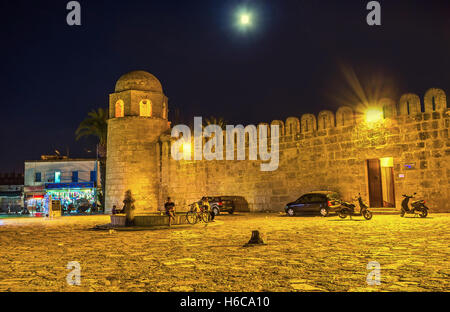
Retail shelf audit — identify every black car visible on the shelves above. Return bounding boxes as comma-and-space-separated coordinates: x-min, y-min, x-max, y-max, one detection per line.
285, 191, 341, 217
204, 196, 241, 215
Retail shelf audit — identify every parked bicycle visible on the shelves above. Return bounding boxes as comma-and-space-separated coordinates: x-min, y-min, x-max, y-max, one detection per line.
185, 202, 210, 224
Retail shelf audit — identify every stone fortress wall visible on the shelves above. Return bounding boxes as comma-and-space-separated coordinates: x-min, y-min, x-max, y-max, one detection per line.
104, 71, 449, 214
158, 88, 449, 213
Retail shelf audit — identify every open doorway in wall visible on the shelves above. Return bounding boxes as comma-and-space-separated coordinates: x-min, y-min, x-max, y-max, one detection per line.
366, 157, 396, 208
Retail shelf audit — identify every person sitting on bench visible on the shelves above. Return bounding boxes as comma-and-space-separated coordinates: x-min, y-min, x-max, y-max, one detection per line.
164, 197, 176, 227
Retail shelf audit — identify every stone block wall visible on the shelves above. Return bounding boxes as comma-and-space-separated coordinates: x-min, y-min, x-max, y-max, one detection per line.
105, 116, 169, 213
159, 89, 449, 212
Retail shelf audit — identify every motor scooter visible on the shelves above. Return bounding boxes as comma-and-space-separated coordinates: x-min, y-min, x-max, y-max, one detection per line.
336, 193, 373, 220
400, 193, 428, 218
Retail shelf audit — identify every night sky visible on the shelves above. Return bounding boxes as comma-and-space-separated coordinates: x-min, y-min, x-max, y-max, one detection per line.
1, 0, 450, 172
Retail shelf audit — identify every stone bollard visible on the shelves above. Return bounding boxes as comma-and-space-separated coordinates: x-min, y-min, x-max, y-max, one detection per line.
243, 230, 266, 247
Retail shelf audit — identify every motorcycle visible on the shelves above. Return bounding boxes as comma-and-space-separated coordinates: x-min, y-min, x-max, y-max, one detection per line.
400, 193, 428, 218
336, 193, 373, 220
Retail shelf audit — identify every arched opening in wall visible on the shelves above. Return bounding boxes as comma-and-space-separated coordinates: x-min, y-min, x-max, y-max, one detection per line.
140, 100, 152, 117
336, 107, 353, 127
301, 115, 317, 132
115, 100, 124, 118
406, 101, 410, 115
285, 118, 300, 136
432, 97, 436, 111
270, 121, 284, 137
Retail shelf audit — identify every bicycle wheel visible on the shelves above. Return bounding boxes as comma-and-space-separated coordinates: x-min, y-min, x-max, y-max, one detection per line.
186, 211, 198, 224
201, 211, 210, 223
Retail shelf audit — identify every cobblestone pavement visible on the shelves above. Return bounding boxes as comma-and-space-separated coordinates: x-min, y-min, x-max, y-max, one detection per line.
0, 213, 449, 292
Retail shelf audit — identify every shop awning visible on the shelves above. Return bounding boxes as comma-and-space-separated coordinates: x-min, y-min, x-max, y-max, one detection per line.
24, 185, 46, 196
24, 186, 45, 192
45, 182, 95, 189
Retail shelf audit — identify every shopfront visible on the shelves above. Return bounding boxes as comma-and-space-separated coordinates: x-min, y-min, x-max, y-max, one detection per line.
45, 182, 97, 213
24, 158, 101, 215
0, 190, 23, 213
24, 182, 97, 214
24, 185, 46, 214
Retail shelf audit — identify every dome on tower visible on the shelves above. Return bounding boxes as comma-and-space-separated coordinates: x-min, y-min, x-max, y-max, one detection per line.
115, 70, 163, 93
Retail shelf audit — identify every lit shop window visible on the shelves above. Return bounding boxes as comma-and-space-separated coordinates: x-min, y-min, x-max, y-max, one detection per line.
55, 171, 61, 183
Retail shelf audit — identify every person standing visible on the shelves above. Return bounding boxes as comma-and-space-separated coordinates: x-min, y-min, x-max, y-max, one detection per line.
164, 197, 176, 227
201, 197, 214, 222
123, 190, 136, 226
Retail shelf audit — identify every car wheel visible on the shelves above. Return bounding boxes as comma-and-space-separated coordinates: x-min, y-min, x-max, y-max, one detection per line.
338, 210, 347, 219
228, 209, 234, 214
320, 207, 329, 217
212, 207, 220, 216
287, 208, 295, 217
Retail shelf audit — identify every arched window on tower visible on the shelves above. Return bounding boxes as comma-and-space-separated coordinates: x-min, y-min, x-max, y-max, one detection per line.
115, 100, 124, 118
140, 99, 152, 117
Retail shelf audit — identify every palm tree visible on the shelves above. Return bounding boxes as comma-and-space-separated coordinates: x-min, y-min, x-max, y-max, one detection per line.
76, 108, 108, 152
75, 108, 108, 211
204, 116, 227, 129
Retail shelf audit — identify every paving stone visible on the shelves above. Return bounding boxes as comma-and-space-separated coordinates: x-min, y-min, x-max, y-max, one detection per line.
0, 214, 449, 291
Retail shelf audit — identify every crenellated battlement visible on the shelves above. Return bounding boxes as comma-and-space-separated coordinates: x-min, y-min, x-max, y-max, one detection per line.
163, 88, 450, 161
262, 88, 448, 139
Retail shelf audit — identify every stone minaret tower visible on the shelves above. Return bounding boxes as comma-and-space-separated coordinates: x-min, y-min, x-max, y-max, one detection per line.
105, 70, 170, 213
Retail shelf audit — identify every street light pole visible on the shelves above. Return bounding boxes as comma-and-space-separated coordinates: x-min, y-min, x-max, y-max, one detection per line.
95, 143, 99, 214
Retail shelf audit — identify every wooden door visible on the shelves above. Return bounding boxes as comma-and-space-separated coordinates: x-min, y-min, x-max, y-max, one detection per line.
367, 159, 383, 207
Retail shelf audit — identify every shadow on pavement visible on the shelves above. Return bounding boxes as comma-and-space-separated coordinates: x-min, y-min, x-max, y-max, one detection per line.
327, 219, 367, 222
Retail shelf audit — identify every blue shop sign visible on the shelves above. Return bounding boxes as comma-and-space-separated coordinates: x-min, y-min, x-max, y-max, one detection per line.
45, 182, 94, 190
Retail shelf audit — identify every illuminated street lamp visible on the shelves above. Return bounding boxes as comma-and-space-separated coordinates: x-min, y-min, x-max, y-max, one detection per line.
182, 142, 191, 159
365, 107, 384, 123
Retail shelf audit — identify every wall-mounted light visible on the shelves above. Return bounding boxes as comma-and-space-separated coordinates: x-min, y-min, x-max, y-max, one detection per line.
365, 107, 384, 123
380, 157, 393, 167
182, 142, 191, 159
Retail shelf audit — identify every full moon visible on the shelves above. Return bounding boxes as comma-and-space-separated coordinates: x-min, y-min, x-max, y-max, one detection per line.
240, 14, 251, 25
